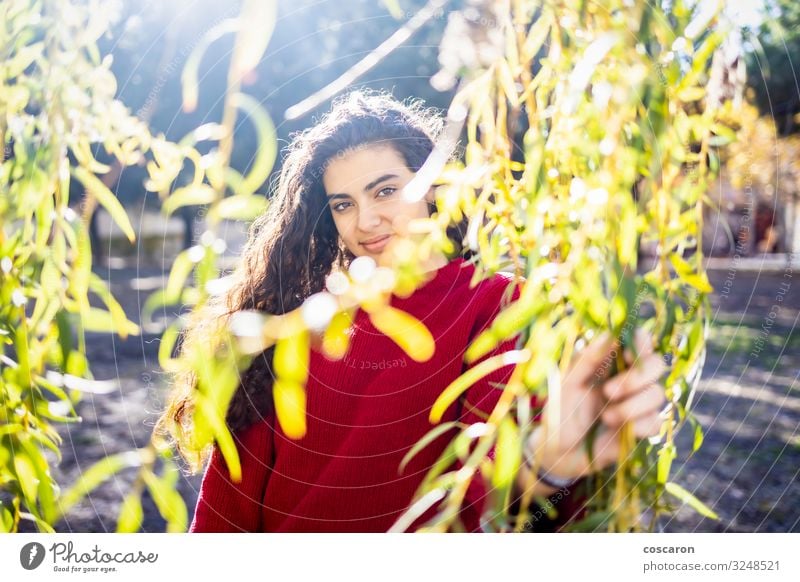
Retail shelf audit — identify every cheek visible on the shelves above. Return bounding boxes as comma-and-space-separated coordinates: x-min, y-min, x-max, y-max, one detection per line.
384, 199, 430, 223
331, 212, 355, 239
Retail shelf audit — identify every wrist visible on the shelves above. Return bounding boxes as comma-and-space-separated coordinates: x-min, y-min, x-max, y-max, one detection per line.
523, 427, 585, 490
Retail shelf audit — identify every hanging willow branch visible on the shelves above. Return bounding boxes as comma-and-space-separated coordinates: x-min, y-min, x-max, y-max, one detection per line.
393, 0, 741, 532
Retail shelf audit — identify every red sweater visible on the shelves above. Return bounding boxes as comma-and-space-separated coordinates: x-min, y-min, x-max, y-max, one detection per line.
190, 257, 536, 532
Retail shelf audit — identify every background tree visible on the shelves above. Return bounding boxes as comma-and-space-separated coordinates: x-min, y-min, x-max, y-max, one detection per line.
746, 0, 800, 134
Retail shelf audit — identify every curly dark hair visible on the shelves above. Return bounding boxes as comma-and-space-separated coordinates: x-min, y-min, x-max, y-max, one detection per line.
158, 90, 468, 468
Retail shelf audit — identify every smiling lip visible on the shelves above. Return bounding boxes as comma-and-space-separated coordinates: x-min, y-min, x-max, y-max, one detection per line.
360, 234, 392, 253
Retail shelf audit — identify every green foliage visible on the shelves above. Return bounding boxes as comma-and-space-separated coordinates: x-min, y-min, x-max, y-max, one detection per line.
149, 0, 279, 477
1, 0, 280, 533
405, 0, 739, 532
746, 0, 800, 133
0, 0, 202, 532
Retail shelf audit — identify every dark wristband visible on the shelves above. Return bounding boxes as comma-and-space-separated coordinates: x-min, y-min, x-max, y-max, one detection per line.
523, 449, 580, 490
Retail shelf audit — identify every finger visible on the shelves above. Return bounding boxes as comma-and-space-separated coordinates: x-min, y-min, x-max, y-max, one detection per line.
623, 327, 655, 366
568, 331, 621, 386
602, 354, 667, 400
586, 425, 621, 471
631, 412, 665, 440
601, 384, 667, 427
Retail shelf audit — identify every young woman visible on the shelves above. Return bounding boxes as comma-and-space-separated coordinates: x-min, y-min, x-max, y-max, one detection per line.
160, 90, 668, 533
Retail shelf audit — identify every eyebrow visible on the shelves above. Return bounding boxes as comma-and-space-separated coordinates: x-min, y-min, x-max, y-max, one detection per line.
326, 174, 399, 200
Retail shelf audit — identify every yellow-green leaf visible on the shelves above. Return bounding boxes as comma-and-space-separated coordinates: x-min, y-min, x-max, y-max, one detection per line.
71, 222, 92, 306
618, 196, 638, 268
72, 167, 136, 243
141, 289, 168, 323
117, 493, 143, 533
322, 310, 352, 360
208, 194, 268, 223
665, 482, 719, 520
400, 421, 460, 473
273, 378, 307, 439
380, 0, 404, 19
388, 488, 447, 533
57, 451, 144, 519
6, 42, 43, 78
522, 11, 552, 63
492, 417, 521, 489
430, 350, 529, 424
232, 0, 277, 76
0, 503, 14, 532
676, 86, 706, 102
465, 286, 535, 364
498, 61, 519, 108
165, 249, 196, 304
369, 306, 435, 363
158, 320, 183, 372
274, 331, 310, 384
66, 350, 90, 378
181, 19, 238, 112
89, 273, 136, 340
142, 471, 188, 533
232, 93, 278, 196
191, 390, 241, 481
162, 185, 217, 217
82, 307, 140, 336
657, 443, 676, 485
13, 453, 38, 505
689, 416, 704, 454
669, 253, 713, 293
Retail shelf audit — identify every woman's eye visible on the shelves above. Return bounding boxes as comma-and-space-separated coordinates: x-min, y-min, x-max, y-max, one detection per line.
332, 201, 352, 212
376, 187, 396, 198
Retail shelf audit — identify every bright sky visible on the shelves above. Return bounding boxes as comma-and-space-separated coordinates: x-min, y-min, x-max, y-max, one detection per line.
723, 0, 767, 28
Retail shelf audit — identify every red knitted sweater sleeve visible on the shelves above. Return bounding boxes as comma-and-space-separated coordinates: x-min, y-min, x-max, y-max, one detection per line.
190, 416, 274, 532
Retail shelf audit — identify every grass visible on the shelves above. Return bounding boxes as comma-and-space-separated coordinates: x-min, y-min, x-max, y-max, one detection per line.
706, 314, 800, 369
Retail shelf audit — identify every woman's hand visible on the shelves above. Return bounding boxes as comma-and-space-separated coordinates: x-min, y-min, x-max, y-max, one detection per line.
525, 328, 669, 484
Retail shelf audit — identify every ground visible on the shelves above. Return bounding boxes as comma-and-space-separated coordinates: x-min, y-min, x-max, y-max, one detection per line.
48, 259, 800, 533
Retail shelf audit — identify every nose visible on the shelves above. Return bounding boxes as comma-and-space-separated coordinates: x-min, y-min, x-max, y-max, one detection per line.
356, 201, 382, 232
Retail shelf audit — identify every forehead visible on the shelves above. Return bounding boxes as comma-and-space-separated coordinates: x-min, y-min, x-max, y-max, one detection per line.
322, 144, 411, 194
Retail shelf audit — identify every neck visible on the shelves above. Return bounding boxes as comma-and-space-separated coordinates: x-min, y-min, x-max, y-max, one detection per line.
377, 248, 449, 274
419, 250, 449, 274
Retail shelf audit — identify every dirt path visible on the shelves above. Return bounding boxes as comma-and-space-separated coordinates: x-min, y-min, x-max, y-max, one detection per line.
663, 266, 800, 532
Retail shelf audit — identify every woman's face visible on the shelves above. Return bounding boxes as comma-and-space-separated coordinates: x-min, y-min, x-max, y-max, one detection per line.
322, 144, 433, 260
